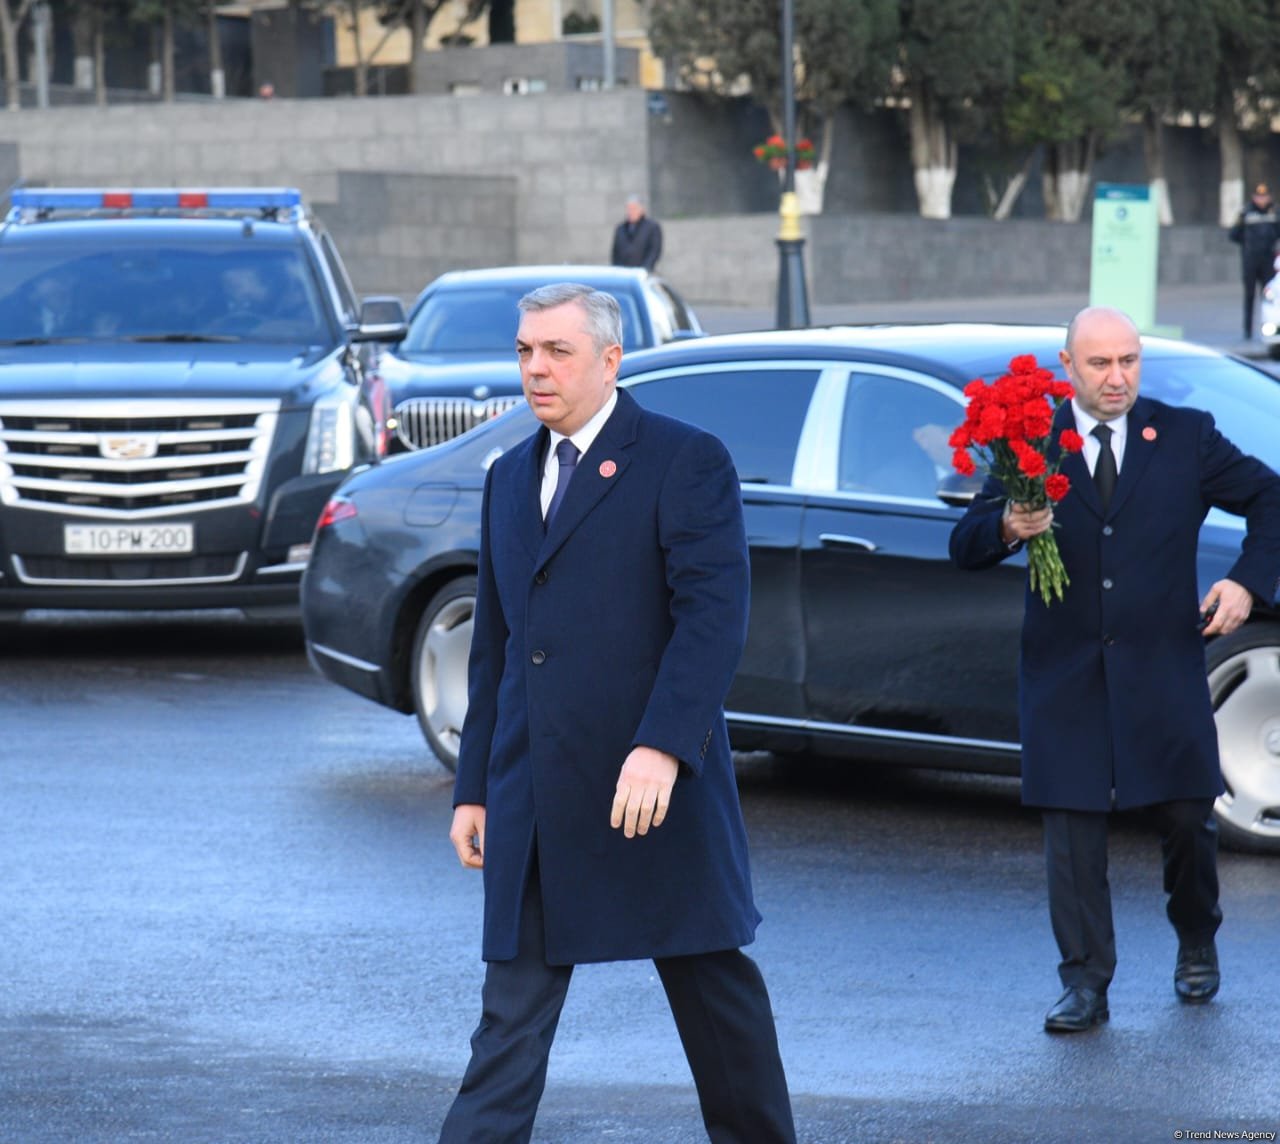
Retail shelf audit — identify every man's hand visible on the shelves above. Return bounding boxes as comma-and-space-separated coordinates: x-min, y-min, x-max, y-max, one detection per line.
610, 746, 679, 838
449, 804, 486, 869
1001, 501, 1054, 545
1200, 578, 1253, 638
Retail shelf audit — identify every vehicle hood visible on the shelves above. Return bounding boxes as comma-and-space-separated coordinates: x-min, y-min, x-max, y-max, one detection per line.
379, 352, 522, 402
0, 342, 346, 407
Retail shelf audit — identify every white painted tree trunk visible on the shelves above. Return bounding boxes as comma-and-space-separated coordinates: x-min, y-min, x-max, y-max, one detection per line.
1056, 170, 1091, 223
908, 88, 957, 220
1151, 177, 1173, 225
1218, 110, 1244, 228
73, 54, 92, 89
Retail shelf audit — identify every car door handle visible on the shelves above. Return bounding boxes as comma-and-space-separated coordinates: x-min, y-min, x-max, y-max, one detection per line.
819, 533, 878, 552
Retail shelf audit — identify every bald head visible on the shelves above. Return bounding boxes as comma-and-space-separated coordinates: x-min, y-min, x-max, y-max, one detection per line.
1060, 307, 1142, 422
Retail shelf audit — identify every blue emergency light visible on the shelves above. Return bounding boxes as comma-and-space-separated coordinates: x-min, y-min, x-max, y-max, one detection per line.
7, 187, 303, 218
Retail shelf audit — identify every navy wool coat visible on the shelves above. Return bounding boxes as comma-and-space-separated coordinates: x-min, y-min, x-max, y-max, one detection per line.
453, 388, 761, 965
950, 397, 1280, 812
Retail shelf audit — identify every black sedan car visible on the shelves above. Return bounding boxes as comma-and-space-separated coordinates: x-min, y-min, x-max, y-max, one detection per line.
376, 265, 701, 451
302, 324, 1280, 854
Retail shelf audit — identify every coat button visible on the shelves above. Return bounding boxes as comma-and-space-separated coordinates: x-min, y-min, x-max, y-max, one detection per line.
1102, 525, 1113, 536
1102, 578, 1113, 590
531, 650, 546, 665
1104, 635, 1116, 647
534, 570, 548, 585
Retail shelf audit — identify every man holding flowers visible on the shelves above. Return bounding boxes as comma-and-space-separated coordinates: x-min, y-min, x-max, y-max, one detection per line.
950, 306, 1280, 1033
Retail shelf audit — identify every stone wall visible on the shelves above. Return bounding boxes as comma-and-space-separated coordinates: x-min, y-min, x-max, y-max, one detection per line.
0, 90, 1250, 307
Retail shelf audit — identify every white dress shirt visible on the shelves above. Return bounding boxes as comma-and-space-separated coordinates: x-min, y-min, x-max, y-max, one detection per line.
540, 390, 618, 519
1070, 398, 1127, 477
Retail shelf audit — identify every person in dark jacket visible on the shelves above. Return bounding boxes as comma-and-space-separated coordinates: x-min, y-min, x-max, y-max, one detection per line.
1228, 182, 1280, 339
438, 283, 794, 1143
610, 195, 663, 270
950, 306, 1280, 1035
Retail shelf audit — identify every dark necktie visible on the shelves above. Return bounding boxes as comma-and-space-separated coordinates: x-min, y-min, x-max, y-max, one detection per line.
1092, 423, 1117, 512
544, 438, 579, 528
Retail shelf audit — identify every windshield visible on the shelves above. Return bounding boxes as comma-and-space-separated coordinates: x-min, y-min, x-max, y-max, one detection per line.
402, 285, 646, 354
0, 240, 333, 345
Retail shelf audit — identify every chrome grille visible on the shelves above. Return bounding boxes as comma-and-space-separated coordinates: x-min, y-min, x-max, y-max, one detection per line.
0, 399, 278, 519
393, 396, 523, 450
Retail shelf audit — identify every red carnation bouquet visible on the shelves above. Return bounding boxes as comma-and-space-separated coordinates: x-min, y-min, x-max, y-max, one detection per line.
949, 354, 1082, 605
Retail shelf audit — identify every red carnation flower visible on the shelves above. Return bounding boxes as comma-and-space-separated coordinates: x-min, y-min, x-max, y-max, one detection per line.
1045, 473, 1071, 501
952, 448, 976, 476
1059, 428, 1084, 453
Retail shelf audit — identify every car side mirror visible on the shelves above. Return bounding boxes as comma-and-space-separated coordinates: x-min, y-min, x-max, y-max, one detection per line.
936, 471, 984, 507
352, 295, 408, 344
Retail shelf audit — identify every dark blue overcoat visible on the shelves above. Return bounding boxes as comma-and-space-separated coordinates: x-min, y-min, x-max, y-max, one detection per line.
453, 388, 761, 964
951, 396, 1280, 812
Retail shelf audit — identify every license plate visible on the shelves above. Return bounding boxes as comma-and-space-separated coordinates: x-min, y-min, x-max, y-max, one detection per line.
64, 522, 195, 556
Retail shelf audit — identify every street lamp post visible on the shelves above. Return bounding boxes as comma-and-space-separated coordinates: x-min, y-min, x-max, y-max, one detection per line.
774, 0, 810, 329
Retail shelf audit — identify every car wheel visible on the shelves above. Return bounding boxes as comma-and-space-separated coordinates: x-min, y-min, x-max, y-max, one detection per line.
411, 576, 476, 773
1207, 621, 1280, 854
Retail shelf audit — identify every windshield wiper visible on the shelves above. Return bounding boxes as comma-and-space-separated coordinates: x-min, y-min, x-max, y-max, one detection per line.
1, 336, 89, 346
125, 333, 241, 343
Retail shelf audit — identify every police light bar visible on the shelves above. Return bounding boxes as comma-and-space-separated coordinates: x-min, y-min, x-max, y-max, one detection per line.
8, 187, 302, 213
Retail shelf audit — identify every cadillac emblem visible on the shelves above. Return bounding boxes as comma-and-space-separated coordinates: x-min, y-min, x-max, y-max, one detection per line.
100, 435, 159, 461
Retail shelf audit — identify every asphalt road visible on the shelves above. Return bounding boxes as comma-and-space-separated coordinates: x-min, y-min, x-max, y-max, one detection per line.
1, 616, 1278, 1143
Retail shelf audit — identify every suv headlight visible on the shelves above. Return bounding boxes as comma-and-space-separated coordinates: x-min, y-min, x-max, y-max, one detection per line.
304, 395, 356, 474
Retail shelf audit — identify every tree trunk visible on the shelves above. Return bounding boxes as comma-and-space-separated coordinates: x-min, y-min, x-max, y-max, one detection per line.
406, 0, 426, 94
991, 147, 1038, 221
71, 5, 93, 90
1143, 110, 1173, 226
1, 0, 37, 111
1218, 100, 1244, 229
93, 7, 106, 106
348, 1, 367, 97
907, 86, 956, 220
208, 0, 224, 99
1044, 136, 1095, 223
162, 3, 175, 102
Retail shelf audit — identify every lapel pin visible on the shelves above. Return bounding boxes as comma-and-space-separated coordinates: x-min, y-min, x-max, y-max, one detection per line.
1142, 426, 1157, 441
599, 460, 617, 478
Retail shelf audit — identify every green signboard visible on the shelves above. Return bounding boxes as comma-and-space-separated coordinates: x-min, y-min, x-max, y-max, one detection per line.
1089, 183, 1165, 334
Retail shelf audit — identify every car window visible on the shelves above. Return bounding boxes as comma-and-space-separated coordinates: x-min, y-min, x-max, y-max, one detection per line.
651, 280, 696, 333
317, 231, 358, 322
1141, 354, 1280, 466
402, 286, 646, 353
627, 367, 820, 485
838, 372, 964, 499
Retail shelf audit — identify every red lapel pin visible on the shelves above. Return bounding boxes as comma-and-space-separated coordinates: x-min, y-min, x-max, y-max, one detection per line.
1142, 426, 1157, 441
599, 460, 617, 478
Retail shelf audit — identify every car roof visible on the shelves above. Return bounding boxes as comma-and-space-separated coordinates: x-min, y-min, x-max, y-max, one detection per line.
425, 265, 656, 290
617, 322, 1227, 384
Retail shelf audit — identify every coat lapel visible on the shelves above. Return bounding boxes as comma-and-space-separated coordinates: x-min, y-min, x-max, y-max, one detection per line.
1107, 397, 1158, 518
504, 426, 548, 563
537, 388, 640, 568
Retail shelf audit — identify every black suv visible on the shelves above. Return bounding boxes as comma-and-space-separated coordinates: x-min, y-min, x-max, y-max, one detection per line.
0, 187, 405, 616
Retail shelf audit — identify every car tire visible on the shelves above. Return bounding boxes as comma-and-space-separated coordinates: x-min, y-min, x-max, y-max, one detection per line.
1207, 620, 1280, 854
411, 576, 477, 774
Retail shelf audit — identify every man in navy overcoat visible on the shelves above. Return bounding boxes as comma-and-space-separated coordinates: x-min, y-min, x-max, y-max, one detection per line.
438, 284, 795, 1143
951, 307, 1280, 1033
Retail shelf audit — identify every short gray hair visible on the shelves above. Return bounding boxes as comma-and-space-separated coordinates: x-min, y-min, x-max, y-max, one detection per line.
518, 283, 622, 353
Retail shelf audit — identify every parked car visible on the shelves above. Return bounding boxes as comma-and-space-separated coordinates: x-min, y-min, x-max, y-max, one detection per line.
302, 324, 1280, 854
377, 264, 702, 451
0, 186, 405, 617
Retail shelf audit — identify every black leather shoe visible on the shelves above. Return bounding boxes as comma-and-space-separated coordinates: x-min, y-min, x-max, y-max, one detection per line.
1175, 943, 1220, 1003
1044, 986, 1109, 1033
